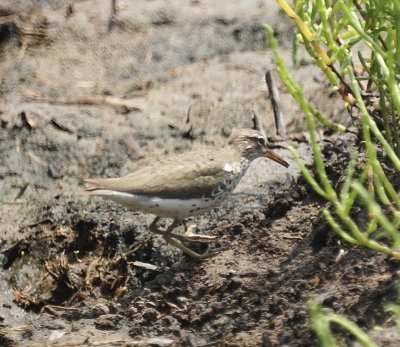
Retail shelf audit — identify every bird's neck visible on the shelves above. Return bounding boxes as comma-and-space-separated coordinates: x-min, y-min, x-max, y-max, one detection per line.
240, 157, 252, 175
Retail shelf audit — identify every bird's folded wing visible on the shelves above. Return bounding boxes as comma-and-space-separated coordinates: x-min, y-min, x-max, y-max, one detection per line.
85, 151, 235, 199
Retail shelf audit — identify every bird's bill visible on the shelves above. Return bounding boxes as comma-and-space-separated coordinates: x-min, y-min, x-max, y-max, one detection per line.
266, 150, 289, 167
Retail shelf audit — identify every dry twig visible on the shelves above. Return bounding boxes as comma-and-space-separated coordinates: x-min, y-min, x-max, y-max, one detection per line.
251, 112, 267, 139
108, 0, 118, 31
265, 71, 287, 137
24, 93, 142, 113
121, 134, 145, 160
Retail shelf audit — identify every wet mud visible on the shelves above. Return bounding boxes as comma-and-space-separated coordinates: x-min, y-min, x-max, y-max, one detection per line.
1, 1, 399, 346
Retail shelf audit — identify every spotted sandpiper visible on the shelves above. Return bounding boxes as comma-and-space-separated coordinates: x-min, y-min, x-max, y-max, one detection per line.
85, 129, 289, 260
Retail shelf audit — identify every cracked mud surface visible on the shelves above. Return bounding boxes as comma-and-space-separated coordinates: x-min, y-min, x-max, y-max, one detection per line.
1, 1, 399, 346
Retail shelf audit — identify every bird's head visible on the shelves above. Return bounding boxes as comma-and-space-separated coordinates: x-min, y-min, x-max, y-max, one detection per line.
228, 129, 289, 167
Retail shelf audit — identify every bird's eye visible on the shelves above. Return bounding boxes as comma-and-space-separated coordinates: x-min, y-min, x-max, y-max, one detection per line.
257, 137, 266, 147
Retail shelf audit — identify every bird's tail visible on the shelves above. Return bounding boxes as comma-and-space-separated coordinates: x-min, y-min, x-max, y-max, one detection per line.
84, 179, 115, 196
83, 178, 123, 197
84, 178, 100, 191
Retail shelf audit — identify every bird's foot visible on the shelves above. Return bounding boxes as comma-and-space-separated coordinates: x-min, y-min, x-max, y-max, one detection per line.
149, 217, 225, 259
149, 218, 216, 244
180, 224, 218, 243
193, 246, 229, 260
164, 236, 228, 260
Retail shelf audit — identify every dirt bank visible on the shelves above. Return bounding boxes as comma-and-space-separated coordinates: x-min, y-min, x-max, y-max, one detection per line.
1, 1, 398, 346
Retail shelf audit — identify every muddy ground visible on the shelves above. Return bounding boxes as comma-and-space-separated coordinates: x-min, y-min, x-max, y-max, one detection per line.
0, 1, 399, 346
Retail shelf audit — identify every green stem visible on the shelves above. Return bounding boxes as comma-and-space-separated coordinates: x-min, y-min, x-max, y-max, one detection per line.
316, 0, 336, 50
327, 314, 379, 347
347, 63, 400, 172
308, 300, 337, 347
340, 1, 387, 59
393, 0, 400, 67
353, 182, 400, 247
288, 146, 327, 198
323, 209, 358, 244
339, 151, 359, 204
264, 24, 345, 132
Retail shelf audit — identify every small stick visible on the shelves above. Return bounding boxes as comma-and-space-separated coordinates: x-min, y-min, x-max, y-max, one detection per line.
108, 0, 117, 31
26, 151, 47, 167
21, 111, 40, 129
51, 117, 74, 133
65, 4, 74, 18
252, 112, 267, 139
265, 71, 287, 137
132, 261, 157, 271
15, 182, 29, 200
121, 134, 145, 160
24, 94, 142, 113
186, 104, 193, 123
183, 103, 201, 140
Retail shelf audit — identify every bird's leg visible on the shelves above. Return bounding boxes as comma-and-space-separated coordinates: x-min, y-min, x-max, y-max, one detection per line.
149, 217, 215, 244
149, 216, 181, 238
148, 217, 227, 260
149, 217, 188, 240
149, 216, 163, 234
165, 236, 228, 260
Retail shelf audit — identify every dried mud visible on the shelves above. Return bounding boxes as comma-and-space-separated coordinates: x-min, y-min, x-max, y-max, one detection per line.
1, 1, 399, 346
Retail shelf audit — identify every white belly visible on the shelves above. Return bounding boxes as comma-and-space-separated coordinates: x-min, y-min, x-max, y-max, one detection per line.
99, 191, 224, 219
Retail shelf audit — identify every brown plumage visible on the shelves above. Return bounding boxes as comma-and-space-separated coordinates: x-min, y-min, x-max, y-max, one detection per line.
86, 150, 241, 200
85, 128, 289, 259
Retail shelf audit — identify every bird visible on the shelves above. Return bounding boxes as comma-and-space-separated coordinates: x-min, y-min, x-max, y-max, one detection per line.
85, 128, 289, 260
